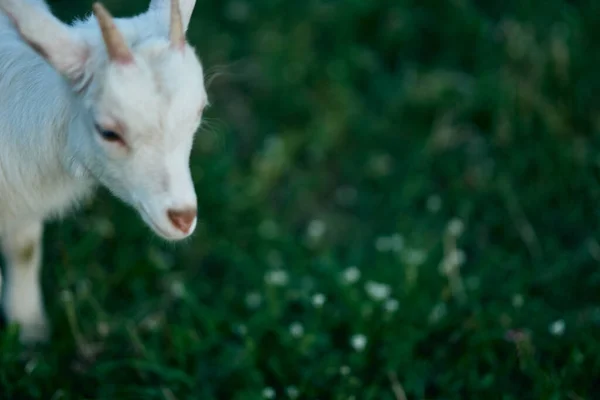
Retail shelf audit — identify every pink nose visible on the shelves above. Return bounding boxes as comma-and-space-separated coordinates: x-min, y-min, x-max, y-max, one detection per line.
167, 207, 197, 233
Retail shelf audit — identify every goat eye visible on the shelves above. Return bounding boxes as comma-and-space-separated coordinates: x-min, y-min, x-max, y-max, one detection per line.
100, 130, 120, 141
94, 123, 123, 143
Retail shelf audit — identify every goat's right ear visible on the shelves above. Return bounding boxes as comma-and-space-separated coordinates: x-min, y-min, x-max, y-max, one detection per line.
0, 0, 88, 82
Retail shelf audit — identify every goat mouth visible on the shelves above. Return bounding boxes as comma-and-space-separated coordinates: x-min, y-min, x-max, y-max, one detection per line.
137, 208, 181, 240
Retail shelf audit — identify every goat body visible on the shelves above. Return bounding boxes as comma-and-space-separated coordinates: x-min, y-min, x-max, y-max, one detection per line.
0, 0, 207, 343
0, 11, 93, 228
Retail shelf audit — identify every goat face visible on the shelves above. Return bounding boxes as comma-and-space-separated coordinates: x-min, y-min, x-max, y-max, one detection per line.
86, 4, 207, 241
1, 0, 206, 241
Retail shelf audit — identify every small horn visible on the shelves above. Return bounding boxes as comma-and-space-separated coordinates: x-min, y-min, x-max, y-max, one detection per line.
93, 2, 133, 64
170, 0, 185, 49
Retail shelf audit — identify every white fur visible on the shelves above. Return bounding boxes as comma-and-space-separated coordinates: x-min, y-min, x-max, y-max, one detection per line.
0, 0, 206, 343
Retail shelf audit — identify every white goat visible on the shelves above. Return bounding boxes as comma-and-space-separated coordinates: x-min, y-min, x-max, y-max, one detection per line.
0, 0, 207, 343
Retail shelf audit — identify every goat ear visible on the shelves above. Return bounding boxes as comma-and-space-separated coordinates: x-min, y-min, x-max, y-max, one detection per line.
0, 0, 88, 81
149, 0, 196, 32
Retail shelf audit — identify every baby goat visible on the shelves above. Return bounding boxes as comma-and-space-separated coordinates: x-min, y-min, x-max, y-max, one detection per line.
0, 0, 207, 343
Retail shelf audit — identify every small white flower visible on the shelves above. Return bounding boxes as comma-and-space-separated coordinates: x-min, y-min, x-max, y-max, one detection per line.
429, 302, 447, 323
312, 293, 326, 308
264, 136, 285, 155
235, 324, 248, 336
426, 194, 442, 213
307, 219, 327, 239
342, 266, 361, 284
265, 270, 289, 286
97, 321, 110, 337
140, 315, 162, 331
60, 290, 73, 303
447, 218, 465, 237
512, 294, 524, 308
289, 322, 304, 338
549, 319, 565, 336
52, 390, 67, 399
404, 249, 427, 266
384, 298, 399, 313
245, 292, 263, 309
369, 153, 393, 176
438, 259, 451, 274
76, 279, 91, 296
375, 236, 392, 252
170, 280, 186, 298
390, 233, 404, 252
351, 334, 367, 351
262, 387, 275, 399
25, 358, 38, 374
365, 281, 391, 301
449, 249, 466, 265
93, 218, 115, 238
439, 249, 466, 274
286, 386, 299, 399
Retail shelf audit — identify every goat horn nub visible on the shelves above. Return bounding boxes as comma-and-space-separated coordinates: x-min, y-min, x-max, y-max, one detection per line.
92, 2, 134, 64
170, 0, 185, 49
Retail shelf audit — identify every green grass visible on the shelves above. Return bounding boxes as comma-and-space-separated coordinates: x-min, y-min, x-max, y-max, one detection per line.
2, 0, 600, 398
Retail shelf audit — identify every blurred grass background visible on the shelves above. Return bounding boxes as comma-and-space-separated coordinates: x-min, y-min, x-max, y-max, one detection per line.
1, 0, 600, 398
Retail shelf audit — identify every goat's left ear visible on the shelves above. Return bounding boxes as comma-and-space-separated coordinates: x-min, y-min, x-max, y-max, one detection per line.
0, 0, 88, 82
149, 0, 196, 32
